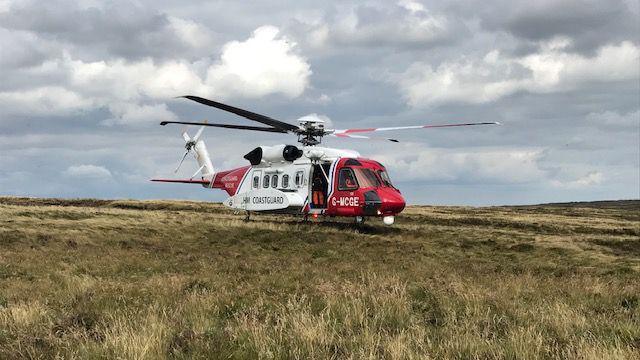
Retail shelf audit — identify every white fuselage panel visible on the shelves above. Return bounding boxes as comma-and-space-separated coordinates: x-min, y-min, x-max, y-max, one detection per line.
224, 145, 355, 213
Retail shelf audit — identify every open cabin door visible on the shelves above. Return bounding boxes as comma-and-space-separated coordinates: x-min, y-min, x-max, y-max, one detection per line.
310, 163, 331, 209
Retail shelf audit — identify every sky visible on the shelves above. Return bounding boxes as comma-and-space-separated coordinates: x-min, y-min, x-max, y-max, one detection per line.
0, 0, 638, 205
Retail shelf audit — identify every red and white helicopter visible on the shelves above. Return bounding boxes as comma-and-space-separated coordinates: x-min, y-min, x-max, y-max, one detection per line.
152, 96, 498, 225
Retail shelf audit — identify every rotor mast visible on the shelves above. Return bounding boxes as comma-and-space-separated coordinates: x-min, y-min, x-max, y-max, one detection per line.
296, 118, 326, 146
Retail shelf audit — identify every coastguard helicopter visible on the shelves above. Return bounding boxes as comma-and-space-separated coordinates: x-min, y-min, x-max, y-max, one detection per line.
152, 96, 499, 225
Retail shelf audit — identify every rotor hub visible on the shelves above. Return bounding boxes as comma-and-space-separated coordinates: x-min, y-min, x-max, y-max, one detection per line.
297, 118, 327, 146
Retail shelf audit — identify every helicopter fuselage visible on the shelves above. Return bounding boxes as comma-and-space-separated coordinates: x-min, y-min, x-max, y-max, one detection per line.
207, 146, 405, 222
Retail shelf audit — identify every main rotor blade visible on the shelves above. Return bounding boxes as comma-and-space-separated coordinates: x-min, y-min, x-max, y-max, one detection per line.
330, 133, 399, 142
161, 121, 288, 133
180, 95, 299, 132
332, 122, 500, 135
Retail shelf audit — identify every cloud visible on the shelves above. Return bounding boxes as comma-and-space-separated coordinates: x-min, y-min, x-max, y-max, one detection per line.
0, 86, 94, 115
585, 110, 640, 131
373, 147, 548, 184
68, 57, 207, 101
398, 0, 426, 14
476, 0, 639, 53
551, 171, 604, 188
397, 40, 640, 107
0, 25, 311, 120
64, 164, 112, 179
103, 103, 177, 126
0, 28, 60, 70
0, 0, 216, 61
0, 58, 205, 116
291, 2, 462, 51
205, 26, 311, 98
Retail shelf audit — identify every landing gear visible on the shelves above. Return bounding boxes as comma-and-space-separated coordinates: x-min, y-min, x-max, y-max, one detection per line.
244, 211, 251, 222
355, 216, 365, 225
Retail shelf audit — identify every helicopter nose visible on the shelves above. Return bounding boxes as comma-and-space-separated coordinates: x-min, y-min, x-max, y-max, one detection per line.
378, 188, 406, 215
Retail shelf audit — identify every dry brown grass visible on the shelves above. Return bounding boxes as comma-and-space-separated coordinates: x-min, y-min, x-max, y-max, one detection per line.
0, 197, 638, 359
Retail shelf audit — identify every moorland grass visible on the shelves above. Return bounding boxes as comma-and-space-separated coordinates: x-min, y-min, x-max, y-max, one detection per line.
0, 197, 638, 359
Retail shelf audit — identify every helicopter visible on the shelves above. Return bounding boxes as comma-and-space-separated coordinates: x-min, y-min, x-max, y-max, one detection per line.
152, 96, 499, 225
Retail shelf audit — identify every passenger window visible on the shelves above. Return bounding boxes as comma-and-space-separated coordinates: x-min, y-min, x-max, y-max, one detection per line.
252, 175, 259, 189
295, 170, 304, 188
271, 174, 278, 188
282, 174, 289, 188
338, 168, 358, 190
263, 174, 270, 188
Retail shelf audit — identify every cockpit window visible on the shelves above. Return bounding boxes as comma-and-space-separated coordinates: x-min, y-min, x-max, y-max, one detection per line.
338, 168, 358, 190
353, 168, 380, 188
378, 170, 394, 187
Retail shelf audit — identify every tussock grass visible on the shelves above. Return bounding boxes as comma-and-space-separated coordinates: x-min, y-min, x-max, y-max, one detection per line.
0, 197, 638, 359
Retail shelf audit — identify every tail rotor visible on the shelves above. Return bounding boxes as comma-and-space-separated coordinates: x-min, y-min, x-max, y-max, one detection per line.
174, 126, 207, 174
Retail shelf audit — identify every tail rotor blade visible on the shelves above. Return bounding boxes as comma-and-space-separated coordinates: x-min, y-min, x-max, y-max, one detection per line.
182, 131, 191, 143
175, 150, 190, 173
192, 126, 205, 143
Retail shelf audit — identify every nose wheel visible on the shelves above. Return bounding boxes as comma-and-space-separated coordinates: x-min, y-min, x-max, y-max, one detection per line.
355, 216, 365, 225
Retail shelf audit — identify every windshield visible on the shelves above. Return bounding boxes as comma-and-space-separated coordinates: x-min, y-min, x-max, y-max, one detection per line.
353, 168, 380, 188
378, 170, 394, 187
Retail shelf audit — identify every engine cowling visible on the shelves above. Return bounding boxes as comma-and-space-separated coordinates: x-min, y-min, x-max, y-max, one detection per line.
243, 145, 303, 165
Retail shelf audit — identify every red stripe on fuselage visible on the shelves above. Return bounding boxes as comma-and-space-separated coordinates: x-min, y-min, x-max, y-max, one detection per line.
211, 166, 251, 196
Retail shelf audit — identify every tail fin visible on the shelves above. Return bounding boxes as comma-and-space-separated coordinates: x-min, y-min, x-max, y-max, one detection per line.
193, 138, 215, 179
175, 126, 215, 180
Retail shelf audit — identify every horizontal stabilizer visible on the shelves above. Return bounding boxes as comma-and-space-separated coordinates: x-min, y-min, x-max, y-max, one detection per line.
151, 178, 211, 185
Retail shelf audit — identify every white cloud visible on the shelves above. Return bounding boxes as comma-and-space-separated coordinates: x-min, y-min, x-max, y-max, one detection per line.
551, 171, 604, 188
374, 147, 547, 184
64, 164, 112, 178
290, 2, 456, 52
0, 25, 312, 118
316, 93, 331, 103
68, 57, 207, 101
206, 26, 311, 99
167, 16, 215, 49
332, 5, 452, 47
0, 86, 94, 115
398, 40, 640, 107
68, 25, 311, 101
398, 0, 426, 14
103, 103, 177, 126
0, 0, 12, 13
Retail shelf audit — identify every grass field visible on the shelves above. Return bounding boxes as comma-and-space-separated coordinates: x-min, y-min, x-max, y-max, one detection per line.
0, 197, 638, 359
